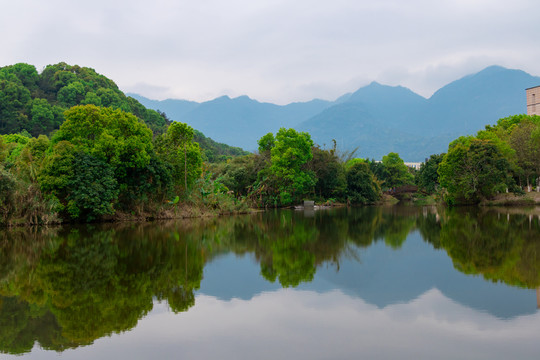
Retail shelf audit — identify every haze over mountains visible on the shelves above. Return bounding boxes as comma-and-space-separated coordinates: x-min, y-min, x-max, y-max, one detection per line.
130, 66, 540, 161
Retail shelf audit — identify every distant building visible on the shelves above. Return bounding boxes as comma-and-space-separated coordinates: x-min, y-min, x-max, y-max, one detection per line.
527, 86, 540, 115
404, 162, 422, 170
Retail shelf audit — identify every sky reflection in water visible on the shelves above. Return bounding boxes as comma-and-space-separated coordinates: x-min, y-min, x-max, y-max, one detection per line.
2, 206, 540, 359
18, 288, 540, 360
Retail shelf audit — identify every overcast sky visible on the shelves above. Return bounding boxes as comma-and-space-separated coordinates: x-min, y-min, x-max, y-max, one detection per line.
1, 0, 539, 104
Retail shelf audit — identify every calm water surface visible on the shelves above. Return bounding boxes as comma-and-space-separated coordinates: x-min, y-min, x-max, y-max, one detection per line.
2, 206, 540, 359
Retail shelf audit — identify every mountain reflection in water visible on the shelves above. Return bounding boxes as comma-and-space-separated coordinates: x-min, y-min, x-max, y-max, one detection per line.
1, 206, 539, 358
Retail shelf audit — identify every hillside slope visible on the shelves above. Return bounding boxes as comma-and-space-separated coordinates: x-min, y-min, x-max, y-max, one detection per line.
0, 62, 245, 161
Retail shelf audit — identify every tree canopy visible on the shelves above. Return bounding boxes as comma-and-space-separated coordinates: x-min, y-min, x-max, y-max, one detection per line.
436, 114, 540, 204
0, 62, 170, 136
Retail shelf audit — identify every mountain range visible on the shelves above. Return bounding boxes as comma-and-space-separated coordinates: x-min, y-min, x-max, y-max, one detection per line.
129, 66, 540, 161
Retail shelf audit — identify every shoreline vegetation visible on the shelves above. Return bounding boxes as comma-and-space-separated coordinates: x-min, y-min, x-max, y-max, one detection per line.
1, 62, 540, 227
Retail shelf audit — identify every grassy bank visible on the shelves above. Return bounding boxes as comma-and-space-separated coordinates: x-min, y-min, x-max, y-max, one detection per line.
480, 192, 540, 206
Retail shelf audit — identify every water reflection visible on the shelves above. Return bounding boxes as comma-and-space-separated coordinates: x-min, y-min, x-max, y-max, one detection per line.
0, 206, 539, 355
0, 224, 206, 353
440, 207, 540, 289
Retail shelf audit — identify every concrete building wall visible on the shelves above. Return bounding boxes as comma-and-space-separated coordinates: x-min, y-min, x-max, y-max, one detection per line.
404, 162, 422, 170
527, 86, 540, 116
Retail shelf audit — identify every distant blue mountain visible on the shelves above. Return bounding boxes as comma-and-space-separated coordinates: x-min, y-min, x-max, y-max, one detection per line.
128, 93, 333, 151
298, 66, 540, 160
127, 94, 200, 118
423, 65, 537, 134
131, 66, 540, 160
297, 83, 432, 158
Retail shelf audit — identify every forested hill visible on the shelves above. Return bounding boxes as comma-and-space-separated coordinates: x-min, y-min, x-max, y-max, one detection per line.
0, 62, 170, 136
0, 62, 247, 160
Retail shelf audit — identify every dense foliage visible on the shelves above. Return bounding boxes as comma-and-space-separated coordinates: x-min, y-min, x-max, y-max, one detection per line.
380, 152, 415, 188
0, 103, 249, 224
0, 62, 245, 163
0, 62, 169, 136
4, 62, 537, 222
346, 162, 381, 204
0, 63, 254, 224
436, 114, 540, 204
416, 153, 444, 193
208, 130, 420, 207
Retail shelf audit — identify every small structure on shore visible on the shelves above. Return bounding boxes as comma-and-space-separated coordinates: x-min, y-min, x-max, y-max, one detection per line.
294, 200, 332, 211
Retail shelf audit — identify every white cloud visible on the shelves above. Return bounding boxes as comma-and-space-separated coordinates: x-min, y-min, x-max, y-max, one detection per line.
1, 0, 539, 104
9, 288, 540, 359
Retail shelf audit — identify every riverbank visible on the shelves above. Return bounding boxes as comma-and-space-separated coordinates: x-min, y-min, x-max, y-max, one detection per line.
1, 201, 254, 227
5, 191, 540, 227
480, 192, 540, 206
392, 191, 540, 207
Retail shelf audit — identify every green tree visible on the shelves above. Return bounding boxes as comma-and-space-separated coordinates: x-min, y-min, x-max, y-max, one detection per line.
0, 132, 31, 168
438, 138, 515, 204
308, 145, 347, 200
257, 132, 275, 153
96, 88, 125, 109
346, 161, 381, 204
214, 154, 259, 197
415, 153, 445, 194
476, 114, 540, 189
65, 153, 119, 221
57, 81, 85, 107
0, 167, 17, 223
29, 98, 63, 136
155, 122, 203, 193
54, 105, 153, 182
508, 119, 540, 188
381, 152, 414, 188
80, 91, 102, 106
268, 128, 315, 205
368, 159, 388, 185
39, 140, 76, 200
0, 63, 39, 91
0, 79, 31, 133
39, 105, 157, 220
13, 135, 50, 183
1, 62, 171, 137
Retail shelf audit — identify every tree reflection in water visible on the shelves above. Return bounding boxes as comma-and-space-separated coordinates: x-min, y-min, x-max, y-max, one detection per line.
1, 206, 539, 354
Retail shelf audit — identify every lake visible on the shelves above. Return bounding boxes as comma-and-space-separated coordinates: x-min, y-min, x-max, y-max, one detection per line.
1, 205, 540, 359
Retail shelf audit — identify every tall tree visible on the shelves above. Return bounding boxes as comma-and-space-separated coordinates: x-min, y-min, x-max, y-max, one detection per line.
416, 153, 445, 193
269, 128, 315, 205
438, 138, 514, 204
346, 161, 381, 204
381, 152, 414, 188
39, 105, 156, 220
154, 122, 202, 193
308, 145, 347, 200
